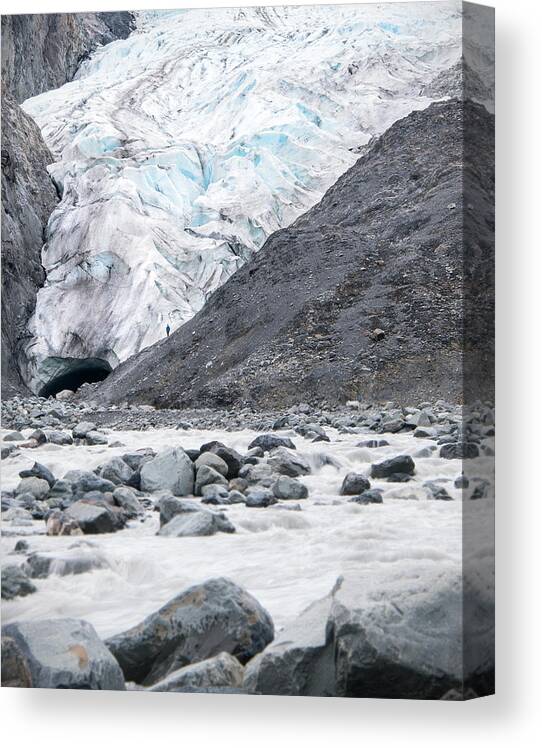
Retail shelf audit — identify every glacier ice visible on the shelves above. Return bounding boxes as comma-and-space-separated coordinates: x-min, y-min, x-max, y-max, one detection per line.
21, 2, 468, 392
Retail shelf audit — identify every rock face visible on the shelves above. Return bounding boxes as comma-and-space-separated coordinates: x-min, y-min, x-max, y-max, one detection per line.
1, 92, 57, 396
1, 11, 135, 395
1, 13, 135, 104
95, 100, 494, 409
1, 618, 126, 689
106, 577, 274, 686
245, 569, 494, 699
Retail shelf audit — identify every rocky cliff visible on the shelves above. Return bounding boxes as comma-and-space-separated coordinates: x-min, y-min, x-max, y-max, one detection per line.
1, 11, 135, 396
94, 99, 494, 409
1, 12, 134, 103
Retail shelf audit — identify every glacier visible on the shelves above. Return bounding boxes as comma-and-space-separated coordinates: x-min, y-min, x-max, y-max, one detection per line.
20, 2, 467, 394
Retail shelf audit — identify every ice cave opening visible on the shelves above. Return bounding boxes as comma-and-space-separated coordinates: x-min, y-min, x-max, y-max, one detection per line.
38, 357, 113, 398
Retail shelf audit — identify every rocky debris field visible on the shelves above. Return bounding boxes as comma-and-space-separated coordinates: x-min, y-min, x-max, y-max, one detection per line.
1, 394, 494, 698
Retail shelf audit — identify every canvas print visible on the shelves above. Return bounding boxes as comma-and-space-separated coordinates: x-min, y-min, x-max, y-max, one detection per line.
1, 2, 494, 699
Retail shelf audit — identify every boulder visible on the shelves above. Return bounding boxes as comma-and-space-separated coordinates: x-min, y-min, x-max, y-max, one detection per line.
340, 473, 370, 496
72, 421, 97, 438
440, 443, 480, 459
424, 481, 453, 501
44, 430, 74, 445
158, 509, 235, 537
1, 618, 126, 689
195, 465, 228, 495
245, 489, 277, 508
248, 434, 296, 452
15, 477, 49, 500
24, 548, 109, 578
149, 652, 244, 692
140, 448, 194, 496
106, 577, 274, 685
199, 443, 243, 479
245, 569, 493, 699
121, 450, 155, 471
349, 489, 384, 505
86, 431, 108, 446
55, 389, 75, 401
194, 452, 229, 477
357, 439, 389, 448
112, 486, 141, 517
19, 461, 55, 487
156, 495, 201, 527
98, 457, 134, 486
64, 470, 116, 497
65, 501, 122, 534
3, 431, 24, 442
201, 484, 231, 504
272, 476, 308, 500
238, 462, 276, 487
371, 455, 415, 479
267, 447, 311, 477
1, 565, 37, 600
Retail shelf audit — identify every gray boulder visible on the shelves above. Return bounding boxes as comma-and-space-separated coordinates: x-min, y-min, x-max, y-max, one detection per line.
440, 443, 480, 459
3, 431, 24, 442
106, 577, 274, 685
112, 486, 141, 517
19, 462, 55, 486
272, 476, 308, 500
340, 473, 370, 495
248, 434, 296, 452
140, 448, 194, 496
238, 462, 276, 487
24, 548, 109, 578
267, 447, 311, 477
245, 489, 277, 508
158, 509, 235, 537
1, 618, 125, 689
245, 570, 492, 699
45, 430, 74, 445
194, 452, 229, 477
15, 476, 49, 500
199, 443, 244, 479
156, 495, 201, 527
371, 455, 415, 479
149, 652, 244, 692
72, 421, 96, 438
349, 489, 383, 505
195, 465, 228, 495
86, 431, 108, 446
66, 501, 122, 534
2, 565, 37, 600
201, 484, 231, 504
98, 457, 134, 485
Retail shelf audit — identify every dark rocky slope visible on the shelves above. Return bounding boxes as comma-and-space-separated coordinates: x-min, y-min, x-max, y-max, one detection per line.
1, 12, 135, 103
95, 99, 494, 410
1, 93, 58, 397
1, 11, 135, 396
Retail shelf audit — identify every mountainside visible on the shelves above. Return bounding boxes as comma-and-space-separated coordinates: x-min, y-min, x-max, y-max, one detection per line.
1, 92, 58, 397
1, 12, 135, 103
0, 11, 134, 396
94, 99, 494, 409
18, 3, 472, 394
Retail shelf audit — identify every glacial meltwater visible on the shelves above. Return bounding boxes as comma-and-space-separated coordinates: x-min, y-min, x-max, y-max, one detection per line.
1, 424, 493, 639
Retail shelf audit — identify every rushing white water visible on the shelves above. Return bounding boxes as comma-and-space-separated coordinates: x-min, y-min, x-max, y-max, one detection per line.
1, 424, 494, 639
20, 2, 464, 392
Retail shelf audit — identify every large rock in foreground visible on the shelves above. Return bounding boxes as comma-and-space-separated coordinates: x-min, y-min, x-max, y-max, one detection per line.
106, 577, 274, 686
1, 618, 126, 689
244, 566, 494, 699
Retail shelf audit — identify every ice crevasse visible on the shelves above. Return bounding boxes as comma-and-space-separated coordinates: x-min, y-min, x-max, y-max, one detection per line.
21, 3, 472, 393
